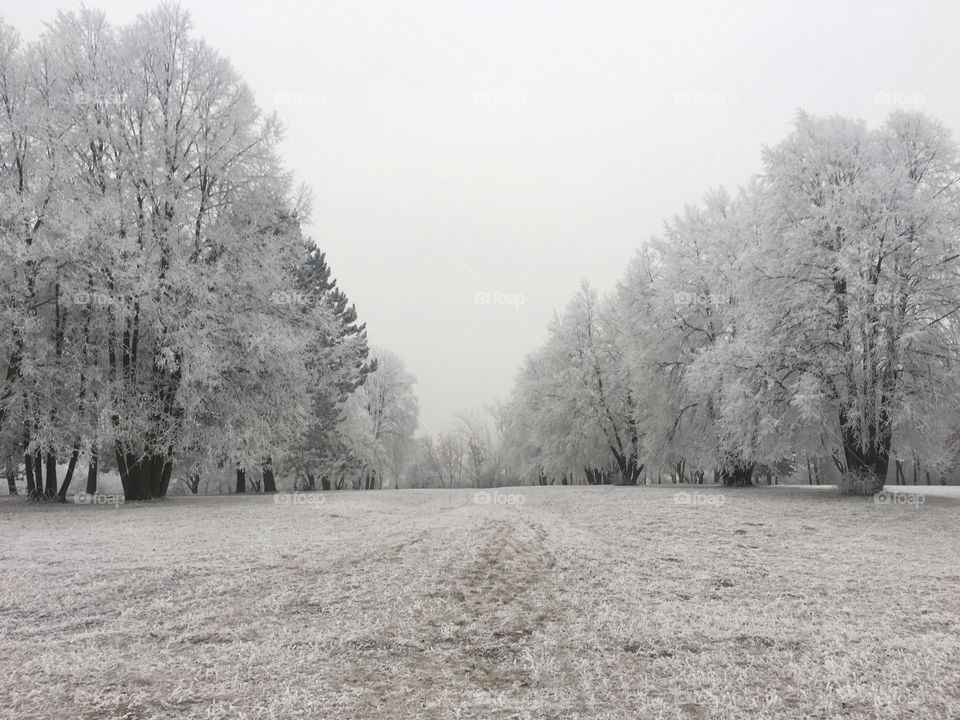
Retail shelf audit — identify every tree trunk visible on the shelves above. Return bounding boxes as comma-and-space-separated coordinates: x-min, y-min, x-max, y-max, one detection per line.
262, 459, 276, 493
720, 463, 755, 487
6, 458, 17, 495
85, 449, 98, 495
674, 460, 686, 484
44, 452, 58, 499
841, 425, 891, 495
612, 449, 642, 486
147, 453, 165, 498
159, 457, 173, 497
115, 445, 132, 499
127, 452, 148, 501
0, 347, 21, 434
24, 451, 36, 498
236, 466, 246, 494
56, 442, 82, 502
114, 448, 169, 500
33, 448, 43, 499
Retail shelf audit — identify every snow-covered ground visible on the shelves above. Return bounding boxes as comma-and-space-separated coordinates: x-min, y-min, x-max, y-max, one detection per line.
1, 484, 958, 719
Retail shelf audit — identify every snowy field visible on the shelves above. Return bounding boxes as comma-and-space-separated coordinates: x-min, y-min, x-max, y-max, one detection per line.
2, 485, 959, 719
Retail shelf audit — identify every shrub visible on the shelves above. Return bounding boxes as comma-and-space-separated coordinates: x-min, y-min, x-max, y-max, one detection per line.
838, 468, 885, 496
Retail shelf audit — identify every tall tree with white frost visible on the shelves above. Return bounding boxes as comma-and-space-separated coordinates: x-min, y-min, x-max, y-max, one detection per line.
337, 349, 418, 490
506, 283, 642, 485
696, 111, 960, 493
0, 6, 349, 501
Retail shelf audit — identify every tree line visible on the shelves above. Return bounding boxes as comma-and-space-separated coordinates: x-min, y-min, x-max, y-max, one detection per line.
495, 110, 960, 495
0, 6, 418, 501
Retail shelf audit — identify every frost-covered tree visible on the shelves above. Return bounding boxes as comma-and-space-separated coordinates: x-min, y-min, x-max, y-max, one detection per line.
616, 188, 767, 485
435, 432, 466, 488
456, 411, 492, 488
505, 282, 643, 484
696, 111, 960, 493
335, 349, 418, 490
290, 243, 375, 489
0, 6, 368, 501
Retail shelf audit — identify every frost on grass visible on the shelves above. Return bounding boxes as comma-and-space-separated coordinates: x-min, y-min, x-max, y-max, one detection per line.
1, 485, 959, 719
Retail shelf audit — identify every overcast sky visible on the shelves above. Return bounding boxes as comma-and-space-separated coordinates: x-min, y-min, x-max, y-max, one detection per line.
6, 0, 960, 433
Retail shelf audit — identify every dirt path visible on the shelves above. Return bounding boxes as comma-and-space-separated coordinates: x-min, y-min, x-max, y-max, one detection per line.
349, 509, 566, 718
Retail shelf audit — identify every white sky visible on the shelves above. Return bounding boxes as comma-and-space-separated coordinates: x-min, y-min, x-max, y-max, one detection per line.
5, 0, 960, 433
